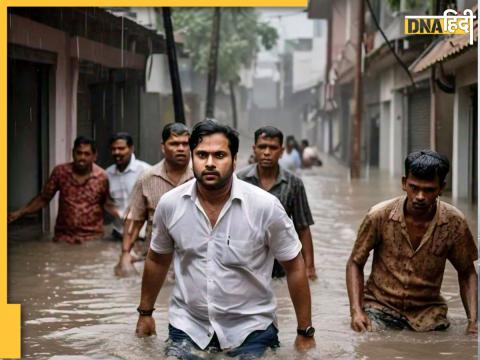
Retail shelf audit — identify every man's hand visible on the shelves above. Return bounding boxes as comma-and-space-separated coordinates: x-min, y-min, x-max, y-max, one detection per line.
136, 315, 156, 337
466, 320, 477, 335
114, 252, 138, 277
350, 308, 372, 332
8, 210, 23, 224
306, 266, 317, 281
294, 335, 316, 352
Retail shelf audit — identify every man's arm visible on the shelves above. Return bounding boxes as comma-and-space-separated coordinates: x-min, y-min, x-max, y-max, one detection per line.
346, 257, 372, 332
280, 253, 315, 351
458, 264, 478, 334
114, 219, 144, 277
8, 194, 50, 223
297, 226, 316, 280
136, 250, 173, 337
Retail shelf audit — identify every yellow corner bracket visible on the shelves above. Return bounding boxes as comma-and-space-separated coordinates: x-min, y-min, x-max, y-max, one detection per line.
0, 305, 21, 358
1, 4, 21, 358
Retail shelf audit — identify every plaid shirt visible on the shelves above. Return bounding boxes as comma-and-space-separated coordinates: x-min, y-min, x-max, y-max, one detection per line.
236, 164, 314, 230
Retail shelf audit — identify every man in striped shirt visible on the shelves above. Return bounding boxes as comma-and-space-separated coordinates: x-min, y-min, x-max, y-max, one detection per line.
237, 126, 316, 280
114, 123, 193, 277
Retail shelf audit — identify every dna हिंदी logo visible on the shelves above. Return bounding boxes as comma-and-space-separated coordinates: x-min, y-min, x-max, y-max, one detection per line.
404, 9, 476, 45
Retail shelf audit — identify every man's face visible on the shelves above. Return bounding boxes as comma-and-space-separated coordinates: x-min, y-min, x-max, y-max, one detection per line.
402, 174, 445, 216
110, 139, 133, 168
253, 135, 283, 169
162, 133, 190, 167
192, 133, 236, 190
72, 144, 96, 171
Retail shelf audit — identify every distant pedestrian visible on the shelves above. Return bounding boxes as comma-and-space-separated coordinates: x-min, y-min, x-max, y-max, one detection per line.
106, 132, 151, 240
279, 135, 301, 174
346, 150, 477, 334
237, 126, 317, 280
114, 123, 193, 277
300, 139, 322, 168
8, 136, 119, 243
136, 120, 315, 358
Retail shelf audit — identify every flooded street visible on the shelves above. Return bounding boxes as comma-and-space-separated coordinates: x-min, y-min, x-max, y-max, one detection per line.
8, 155, 478, 359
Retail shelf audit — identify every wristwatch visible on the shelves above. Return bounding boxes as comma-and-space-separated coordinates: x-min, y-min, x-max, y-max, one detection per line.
297, 326, 315, 337
137, 307, 155, 316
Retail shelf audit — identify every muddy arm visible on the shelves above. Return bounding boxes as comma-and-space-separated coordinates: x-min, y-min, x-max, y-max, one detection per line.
458, 264, 478, 334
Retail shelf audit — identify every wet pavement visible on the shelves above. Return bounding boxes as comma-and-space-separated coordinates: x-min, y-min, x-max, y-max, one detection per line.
8, 155, 478, 359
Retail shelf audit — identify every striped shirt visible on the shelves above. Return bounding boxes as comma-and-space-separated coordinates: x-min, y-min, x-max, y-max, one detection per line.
126, 160, 193, 242
236, 164, 314, 230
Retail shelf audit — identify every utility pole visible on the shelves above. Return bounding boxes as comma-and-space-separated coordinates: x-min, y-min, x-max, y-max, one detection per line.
351, 0, 365, 178
162, 7, 185, 124
205, 8, 221, 119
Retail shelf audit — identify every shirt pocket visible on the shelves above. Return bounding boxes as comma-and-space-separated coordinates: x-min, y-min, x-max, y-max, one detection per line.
215, 233, 262, 268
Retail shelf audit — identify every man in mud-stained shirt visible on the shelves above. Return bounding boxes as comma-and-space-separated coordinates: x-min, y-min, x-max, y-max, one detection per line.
346, 150, 477, 334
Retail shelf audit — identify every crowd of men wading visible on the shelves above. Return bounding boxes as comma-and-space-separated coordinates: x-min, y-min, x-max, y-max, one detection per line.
8, 119, 478, 359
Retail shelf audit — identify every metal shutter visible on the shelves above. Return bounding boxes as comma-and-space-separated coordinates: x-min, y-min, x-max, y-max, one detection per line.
408, 88, 431, 152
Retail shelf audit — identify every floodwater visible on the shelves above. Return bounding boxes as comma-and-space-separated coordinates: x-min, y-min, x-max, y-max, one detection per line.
8, 155, 478, 359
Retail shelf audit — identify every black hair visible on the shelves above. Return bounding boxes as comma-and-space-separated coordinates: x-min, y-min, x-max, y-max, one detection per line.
301, 139, 309, 147
110, 132, 133, 147
189, 119, 239, 157
254, 126, 284, 146
73, 136, 96, 153
405, 150, 450, 184
162, 122, 190, 143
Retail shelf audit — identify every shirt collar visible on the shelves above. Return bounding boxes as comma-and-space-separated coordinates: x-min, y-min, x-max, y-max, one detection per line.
114, 154, 137, 174
152, 159, 193, 186
184, 174, 245, 203
245, 164, 287, 186
389, 196, 447, 225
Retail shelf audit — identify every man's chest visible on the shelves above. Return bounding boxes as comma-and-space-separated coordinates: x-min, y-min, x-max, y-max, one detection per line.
59, 176, 106, 203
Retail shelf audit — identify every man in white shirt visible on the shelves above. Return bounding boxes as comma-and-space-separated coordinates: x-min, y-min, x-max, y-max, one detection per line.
136, 120, 315, 359
279, 135, 301, 174
106, 132, 151, 239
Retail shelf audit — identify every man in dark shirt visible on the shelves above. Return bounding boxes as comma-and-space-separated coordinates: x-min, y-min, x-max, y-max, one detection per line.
237, 126, 316, 280
8, 136, 118, 243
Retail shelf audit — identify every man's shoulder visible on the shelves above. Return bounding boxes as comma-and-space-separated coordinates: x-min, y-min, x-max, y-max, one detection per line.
134, 158, 152, 171
281, 167, 304, 186
105, 163, 116, 175
367, 197, 402, 220
236, 164, 256, 180
439, 200, 468, 223
237, 178, 279, 206
159, 178, 195, 204
92, 163, 108, 179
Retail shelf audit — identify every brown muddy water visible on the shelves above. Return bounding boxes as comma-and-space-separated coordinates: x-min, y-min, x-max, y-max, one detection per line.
8, 156, 478, 359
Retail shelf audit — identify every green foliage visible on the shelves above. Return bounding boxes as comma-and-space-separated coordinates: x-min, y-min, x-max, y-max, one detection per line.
172, 8, 278, 84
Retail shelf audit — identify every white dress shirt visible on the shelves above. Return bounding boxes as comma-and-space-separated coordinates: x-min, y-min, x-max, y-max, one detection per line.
151, 174, 302, 350
106, 154, 151, 236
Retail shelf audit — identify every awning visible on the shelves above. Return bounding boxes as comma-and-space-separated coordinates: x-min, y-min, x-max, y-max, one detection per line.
410, 8, 478, 73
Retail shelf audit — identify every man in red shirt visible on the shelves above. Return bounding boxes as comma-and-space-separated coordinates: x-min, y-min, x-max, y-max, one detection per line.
8, 136, 118, 243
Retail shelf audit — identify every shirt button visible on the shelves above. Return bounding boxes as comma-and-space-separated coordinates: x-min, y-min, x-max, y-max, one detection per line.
207, 332, 211, 337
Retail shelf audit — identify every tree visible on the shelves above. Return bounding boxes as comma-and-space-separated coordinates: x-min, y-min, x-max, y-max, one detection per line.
172, 8, 278, 125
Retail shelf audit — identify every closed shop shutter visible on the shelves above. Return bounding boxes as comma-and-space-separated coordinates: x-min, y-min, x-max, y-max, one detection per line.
408, 87, 431, 152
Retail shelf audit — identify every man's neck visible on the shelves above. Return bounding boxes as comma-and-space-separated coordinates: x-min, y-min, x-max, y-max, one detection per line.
164, 159, 188, 185
116, 157, 132, 173
404, 201, 437, 223
72, 164, 92, 176
197, 177, 232, 206
257, 164, 279, 181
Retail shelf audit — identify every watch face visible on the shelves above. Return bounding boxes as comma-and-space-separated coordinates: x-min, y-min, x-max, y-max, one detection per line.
305, 326, 315, 336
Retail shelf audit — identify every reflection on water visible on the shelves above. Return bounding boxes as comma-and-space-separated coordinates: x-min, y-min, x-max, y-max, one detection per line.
8, 156, 477, 359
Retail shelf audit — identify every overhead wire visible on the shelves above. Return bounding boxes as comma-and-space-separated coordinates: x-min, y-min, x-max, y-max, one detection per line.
365, 0, 416, 87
